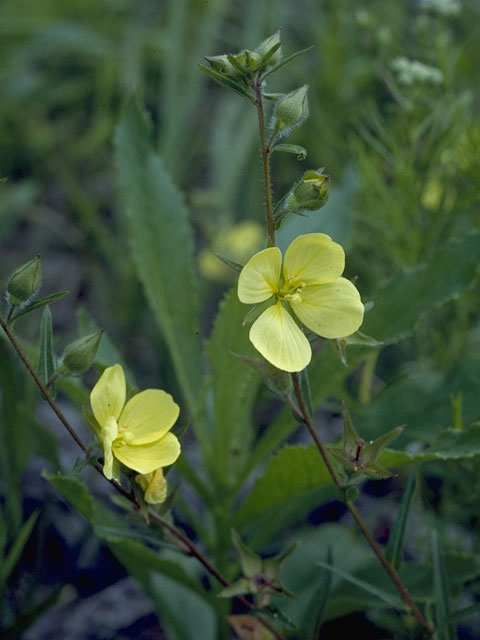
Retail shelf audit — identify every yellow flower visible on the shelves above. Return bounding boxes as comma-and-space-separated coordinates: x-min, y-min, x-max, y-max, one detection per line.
237, 233, 364, 372
90, 364, 181, 480
135, 468, 168, 505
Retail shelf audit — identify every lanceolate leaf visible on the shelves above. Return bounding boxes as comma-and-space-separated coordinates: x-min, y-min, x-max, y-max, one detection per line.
386, 475, 416, 570
303, 548, 333, 639
316, 562, 403, 609
271, 144, 307, 160
205, 290, 262, 483
114, 98, 203, 421
0, 510, 39, 588
362, 232, 480, 344
10, 291, 70, 323
432, 531, 455, 640
38, 306, 56, 397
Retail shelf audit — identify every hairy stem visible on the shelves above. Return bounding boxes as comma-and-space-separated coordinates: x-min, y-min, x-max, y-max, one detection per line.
290, 372, 434, 635
0, 313, 286, 640
253, 81, 275, 247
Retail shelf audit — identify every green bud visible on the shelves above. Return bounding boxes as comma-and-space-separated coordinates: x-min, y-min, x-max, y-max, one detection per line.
273, 85, 309, 136
7, 255, 42, 305
204, 54, 236, 76
286, 168, 330, 212
206, 49, 262, 83
59, 330, 103, 376
256, 29, 282, 68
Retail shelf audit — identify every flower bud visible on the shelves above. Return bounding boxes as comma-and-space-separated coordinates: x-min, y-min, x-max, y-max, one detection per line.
136, 468, 167, 504
286, 169, 330, 211
256, 30, 282, 68
59, 330, 103, 376
7, 255, 42, 306
206, 49, 262, 82
205, 54, 236, 76
273, 85, 309, 135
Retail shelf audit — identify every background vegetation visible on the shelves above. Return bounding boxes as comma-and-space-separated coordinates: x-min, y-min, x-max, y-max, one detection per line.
1, 0, 479, 637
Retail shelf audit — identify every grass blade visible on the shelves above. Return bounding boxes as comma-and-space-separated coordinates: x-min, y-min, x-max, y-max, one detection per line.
316, 561, 403, 609
303, 548, 333, 639
386, 474, 416, 569
432, 530, 455, 640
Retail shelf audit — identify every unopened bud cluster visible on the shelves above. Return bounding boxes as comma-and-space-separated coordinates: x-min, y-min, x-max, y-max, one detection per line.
204, 30, 282, 87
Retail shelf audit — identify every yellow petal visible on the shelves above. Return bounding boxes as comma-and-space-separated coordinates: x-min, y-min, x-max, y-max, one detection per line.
114, 432, 181, 475
238, 247, 282, 303
283, 233, 345, 285
118, 389, 179, 445
249, 301, 311, 372
136, 468, 168, 504
90, 364, 126, 426
102, 415, 118, 480
290, 278, 364, 339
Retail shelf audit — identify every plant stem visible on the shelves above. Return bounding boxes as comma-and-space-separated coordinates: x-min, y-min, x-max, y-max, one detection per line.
46, 371, 61, 389
0, 314, 88, 453
253, 81, 275, 247
290, 372, 434, 636
0, 313, 286, 640
6, 305, 14, 324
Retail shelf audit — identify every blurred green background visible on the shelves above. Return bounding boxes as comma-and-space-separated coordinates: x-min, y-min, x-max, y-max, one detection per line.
1, 0, 480, 638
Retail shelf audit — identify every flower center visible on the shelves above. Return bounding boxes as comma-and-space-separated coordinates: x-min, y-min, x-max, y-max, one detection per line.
277, 277, 306, 303
118, 423, 134, 444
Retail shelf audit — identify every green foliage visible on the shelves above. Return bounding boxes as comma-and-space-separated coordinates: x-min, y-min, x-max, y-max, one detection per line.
38, 306, 56, 396
2, 1, 480, 637
114, 98, 202, 419
10, 291, 70, 323
205, 290, 262, 483
362, 232, 480, 344
386, 475, 416, 570
0, 510, 39, 592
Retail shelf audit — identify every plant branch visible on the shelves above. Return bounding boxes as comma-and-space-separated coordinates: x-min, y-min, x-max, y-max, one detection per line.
0, 313, 286, 640
253, 81, 275, 247
0, 314, 88, 453
290, 372, 434, 635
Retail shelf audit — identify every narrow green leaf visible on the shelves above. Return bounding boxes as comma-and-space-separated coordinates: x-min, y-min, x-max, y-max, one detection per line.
198, 64, 254, 101
0, 510, 39, 587
362, 233, 480, 344
271, 144, 307, 160
303, 548, 333, 639
386, 475, 416, 570
432, 531, 455, 640
114, 98, 203, 422
10, 291, 70, 323
263, 45, 315, 79
316, 561, 403, 609
0, 340, 30, 534
211, 250, 243, 273
448, 603, 480, 625
38, 306, 56, 398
